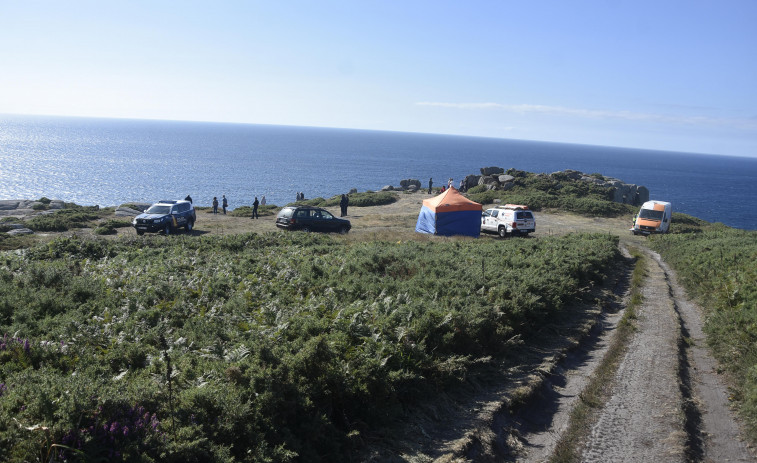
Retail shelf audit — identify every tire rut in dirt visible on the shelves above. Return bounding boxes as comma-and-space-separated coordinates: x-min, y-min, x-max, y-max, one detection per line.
581, 254, 685, 463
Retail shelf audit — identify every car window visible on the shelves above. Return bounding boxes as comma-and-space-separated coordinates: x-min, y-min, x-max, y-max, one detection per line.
523, 211, 533, 219
295, 209, 308, 219
146, 205, 170, 214
310, 210, 322, 218
491, 210, 498, 218
482, 210, 491, 217
321, 211, 334, 220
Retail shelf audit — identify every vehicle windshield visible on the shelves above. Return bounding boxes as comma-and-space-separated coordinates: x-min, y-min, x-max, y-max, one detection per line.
639, 209, 664, 220
146, 205, 171, 214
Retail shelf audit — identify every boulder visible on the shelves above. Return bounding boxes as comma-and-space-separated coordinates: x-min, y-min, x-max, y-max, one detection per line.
399, 179, 421, 190
551, 169, 583, 180
348, 188, 358, 194
461, 175, 480, 191
498, 174, 515, 183
478, 176, 499, 187
381, 185, 395, 191
480, 166, 504, 176
115, 203, 151, 217
6, 228, 33, 236
0, 200, 32, 211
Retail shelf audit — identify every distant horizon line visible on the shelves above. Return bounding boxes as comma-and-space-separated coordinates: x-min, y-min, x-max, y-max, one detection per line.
1, 111, 752, 160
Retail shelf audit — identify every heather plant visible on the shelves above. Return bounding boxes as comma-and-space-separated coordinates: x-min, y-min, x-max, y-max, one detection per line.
0, 232, 619, 461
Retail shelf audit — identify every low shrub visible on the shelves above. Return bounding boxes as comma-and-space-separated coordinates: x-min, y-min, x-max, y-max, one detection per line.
230, 205, 279, 218
0, 231, 619, 461
289, 191, 399, 208
23, 206, 103, 232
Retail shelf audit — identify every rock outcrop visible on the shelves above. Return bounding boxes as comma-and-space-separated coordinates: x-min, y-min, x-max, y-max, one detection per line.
467, 167, 649, 206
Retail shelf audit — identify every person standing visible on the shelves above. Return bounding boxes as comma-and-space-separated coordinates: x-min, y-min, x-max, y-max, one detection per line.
184, 194, 193, 204
428, 178, 433, 194
222, 195, 228, 215
212, 197, 218, 214
252, 196, 259, 219
340, 194, 347, 217
261, 195, 266, 206
448, 178, 453, 189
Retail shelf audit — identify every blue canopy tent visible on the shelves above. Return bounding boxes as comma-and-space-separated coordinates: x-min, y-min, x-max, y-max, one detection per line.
415, 187, 482, 237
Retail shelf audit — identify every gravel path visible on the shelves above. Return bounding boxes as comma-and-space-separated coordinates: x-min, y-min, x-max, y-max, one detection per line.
581, 249, 685, 462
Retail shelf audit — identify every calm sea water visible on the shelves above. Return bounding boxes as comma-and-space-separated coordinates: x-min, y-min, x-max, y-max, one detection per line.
1, 114, 756, 230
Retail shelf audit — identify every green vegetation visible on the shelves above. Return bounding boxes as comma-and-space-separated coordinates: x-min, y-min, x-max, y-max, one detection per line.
230, 205, 279, 218
21, 206, 106, 233
0, 232, 619, 461
649, 222, 757, 442
93, 219, 133, 235
466, 169, 634, 217
291, 191, 399, 208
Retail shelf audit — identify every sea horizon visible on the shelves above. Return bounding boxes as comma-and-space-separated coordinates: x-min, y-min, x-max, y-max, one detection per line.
2, 114, 756, 230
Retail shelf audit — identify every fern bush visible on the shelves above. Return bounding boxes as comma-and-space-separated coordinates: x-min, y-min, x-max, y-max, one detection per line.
0, 232, 619, 461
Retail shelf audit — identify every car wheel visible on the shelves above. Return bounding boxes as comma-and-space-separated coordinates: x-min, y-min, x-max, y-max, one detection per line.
498, 226, 507, 238
302, 225, 311, 233
164, 224, 172, 235
339, 226, 349, 234
186, 220, 194, 232
136, 230, 144, 236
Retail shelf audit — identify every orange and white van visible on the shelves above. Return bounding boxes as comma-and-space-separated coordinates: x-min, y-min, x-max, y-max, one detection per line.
631, 200, 672, 235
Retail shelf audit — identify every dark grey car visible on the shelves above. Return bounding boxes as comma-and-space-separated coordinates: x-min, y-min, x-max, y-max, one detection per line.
275, 206, 350, 234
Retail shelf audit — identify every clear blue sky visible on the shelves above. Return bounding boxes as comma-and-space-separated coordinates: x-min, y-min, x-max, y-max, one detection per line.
1, 1, 755, 157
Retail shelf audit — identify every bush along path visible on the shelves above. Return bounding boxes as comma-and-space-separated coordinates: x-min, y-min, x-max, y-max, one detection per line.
407, 242, 756, 462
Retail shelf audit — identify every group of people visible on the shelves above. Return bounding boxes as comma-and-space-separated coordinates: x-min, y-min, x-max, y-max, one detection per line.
193, 194, 265, 217
185, 190, 352, 219
427, 177, 455, 194
209, 195, 229, 214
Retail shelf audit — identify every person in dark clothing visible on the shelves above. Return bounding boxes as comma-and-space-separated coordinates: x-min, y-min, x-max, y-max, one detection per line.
428, 178, 433, 194
222, 195, 228, 214
340, 194, 348, 217
212, 197, 218, 214
252, 196, 259, 219
185, 194, 193, 204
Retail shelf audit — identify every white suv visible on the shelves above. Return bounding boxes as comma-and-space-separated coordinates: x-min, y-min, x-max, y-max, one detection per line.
481, 204, 536, 237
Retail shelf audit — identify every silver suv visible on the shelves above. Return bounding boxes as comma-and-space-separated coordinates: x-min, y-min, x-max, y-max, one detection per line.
481, 204, 535, 237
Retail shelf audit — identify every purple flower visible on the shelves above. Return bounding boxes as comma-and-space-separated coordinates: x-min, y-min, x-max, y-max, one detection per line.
122, 426, 129, 436
109, 421, 120, 433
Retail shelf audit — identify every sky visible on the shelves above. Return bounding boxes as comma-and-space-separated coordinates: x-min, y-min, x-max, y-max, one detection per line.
1, 1, 756, 157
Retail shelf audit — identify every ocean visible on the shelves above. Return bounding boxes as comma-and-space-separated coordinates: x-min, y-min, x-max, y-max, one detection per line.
1, 114, 756, 230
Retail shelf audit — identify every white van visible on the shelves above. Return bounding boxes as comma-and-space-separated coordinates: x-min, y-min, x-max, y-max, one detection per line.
631, 200, 672, 235
481, 204, 536, 237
